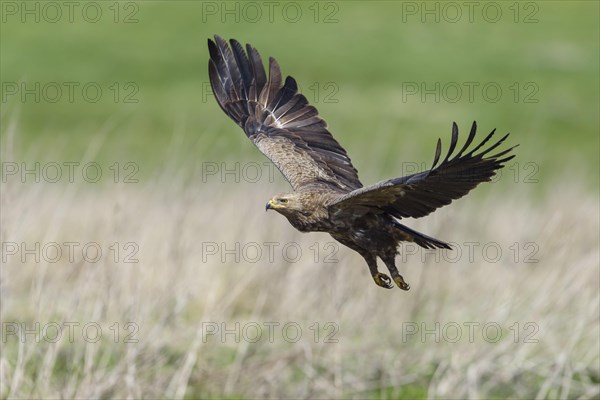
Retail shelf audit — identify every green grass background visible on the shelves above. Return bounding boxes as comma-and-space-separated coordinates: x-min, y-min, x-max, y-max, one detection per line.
1, 1, 598, 187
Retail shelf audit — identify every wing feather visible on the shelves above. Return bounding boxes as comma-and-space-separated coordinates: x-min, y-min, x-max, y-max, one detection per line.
330, 122, 517, 219
258, 58, 282, 114
208, 35, 361, 191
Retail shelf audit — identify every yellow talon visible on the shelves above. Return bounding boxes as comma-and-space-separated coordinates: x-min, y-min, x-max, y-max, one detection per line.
394, 275, 410, 291
373, 272, 393, 289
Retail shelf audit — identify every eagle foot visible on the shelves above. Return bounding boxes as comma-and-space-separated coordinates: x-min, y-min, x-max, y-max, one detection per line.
373, 272, 393, 289
393, 275, 410, 291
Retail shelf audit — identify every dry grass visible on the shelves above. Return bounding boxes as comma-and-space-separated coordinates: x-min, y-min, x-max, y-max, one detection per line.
1, 141, 599, 399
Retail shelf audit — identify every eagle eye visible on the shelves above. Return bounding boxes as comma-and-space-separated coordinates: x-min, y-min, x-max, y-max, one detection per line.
281, 198, 288, 203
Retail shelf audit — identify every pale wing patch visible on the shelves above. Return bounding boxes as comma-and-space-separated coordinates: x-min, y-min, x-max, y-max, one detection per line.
254, 135, 334, 190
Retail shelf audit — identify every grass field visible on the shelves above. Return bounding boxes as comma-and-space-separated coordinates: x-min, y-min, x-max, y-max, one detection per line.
1, 1, 599, 399
1, 156, 598, 398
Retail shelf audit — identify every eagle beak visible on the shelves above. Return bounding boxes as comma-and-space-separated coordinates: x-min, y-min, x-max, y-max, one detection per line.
266, 200, 273, 211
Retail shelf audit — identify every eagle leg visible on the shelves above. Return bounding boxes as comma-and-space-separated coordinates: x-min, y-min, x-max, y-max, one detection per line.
362, 253, 393, 289
382, 254, 410, 291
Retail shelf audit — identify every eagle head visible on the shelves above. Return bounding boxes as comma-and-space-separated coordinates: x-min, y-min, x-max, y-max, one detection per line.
265, 191, 330, 232
265, 193, 302, 214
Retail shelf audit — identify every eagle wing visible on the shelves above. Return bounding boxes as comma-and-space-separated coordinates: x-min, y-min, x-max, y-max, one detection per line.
329, 122, 517, 219
208, 35, 362, 192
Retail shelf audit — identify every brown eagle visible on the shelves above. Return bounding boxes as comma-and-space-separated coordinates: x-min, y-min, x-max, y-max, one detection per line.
208, 35, 516, 290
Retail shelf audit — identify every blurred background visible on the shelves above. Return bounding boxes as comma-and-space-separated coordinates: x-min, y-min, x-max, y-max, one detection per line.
1, 1, 598, 399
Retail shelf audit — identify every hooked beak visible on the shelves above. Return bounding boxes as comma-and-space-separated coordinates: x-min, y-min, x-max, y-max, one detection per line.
266, 200, 273, 211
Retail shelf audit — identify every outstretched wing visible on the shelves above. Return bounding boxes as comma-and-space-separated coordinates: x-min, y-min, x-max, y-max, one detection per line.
208, 35, 361, 192
330, 122, 517, 219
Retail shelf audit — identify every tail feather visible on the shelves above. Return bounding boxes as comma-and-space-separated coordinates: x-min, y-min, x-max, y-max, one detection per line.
394, 221, 451, 250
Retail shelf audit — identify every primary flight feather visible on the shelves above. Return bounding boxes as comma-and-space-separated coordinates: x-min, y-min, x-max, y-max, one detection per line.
208, 35, 516, 290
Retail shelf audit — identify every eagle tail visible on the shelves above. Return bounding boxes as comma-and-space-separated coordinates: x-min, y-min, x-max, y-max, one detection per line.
393, 221, 451, 250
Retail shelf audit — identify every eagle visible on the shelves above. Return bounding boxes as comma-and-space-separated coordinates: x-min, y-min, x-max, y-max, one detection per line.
208, 35, 516, 290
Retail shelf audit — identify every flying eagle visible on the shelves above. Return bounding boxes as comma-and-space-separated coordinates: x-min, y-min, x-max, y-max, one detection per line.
208, 35, 516, 290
